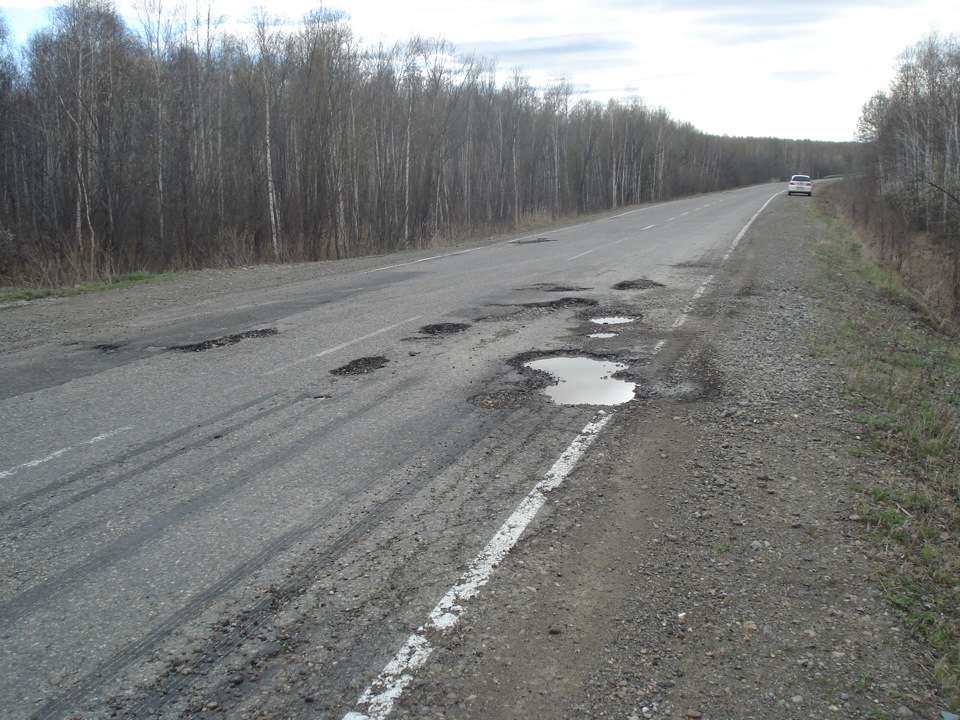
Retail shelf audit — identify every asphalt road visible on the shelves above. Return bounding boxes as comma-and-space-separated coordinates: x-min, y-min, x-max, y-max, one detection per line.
0, 183, 784, 718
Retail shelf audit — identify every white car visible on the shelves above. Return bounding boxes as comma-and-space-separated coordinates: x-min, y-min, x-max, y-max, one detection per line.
788, 174, 813, 196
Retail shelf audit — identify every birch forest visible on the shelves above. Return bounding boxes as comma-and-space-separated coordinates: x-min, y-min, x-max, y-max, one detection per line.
858, 32, 960, 243
0, 0, 859, 287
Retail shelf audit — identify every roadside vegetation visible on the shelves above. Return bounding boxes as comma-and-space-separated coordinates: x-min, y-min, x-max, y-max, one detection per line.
0, 0, 857, 290
813, 186, 960, 708
0, 270, 173, 303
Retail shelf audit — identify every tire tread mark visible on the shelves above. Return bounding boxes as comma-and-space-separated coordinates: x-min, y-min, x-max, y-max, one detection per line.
32, 407, 518, 720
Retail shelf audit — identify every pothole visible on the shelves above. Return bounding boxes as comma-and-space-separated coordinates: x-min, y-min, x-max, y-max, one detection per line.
590, 316, 636, 325
331, 356, 389, 376
419, 323, 471, 336
512, 237, 557, 244
523, 284, 591, 293
519, 297, 599, 310
613, 279, 665, 290
172, 328, 278, 352
524, 356, 635, 406
92, 343, 125, 353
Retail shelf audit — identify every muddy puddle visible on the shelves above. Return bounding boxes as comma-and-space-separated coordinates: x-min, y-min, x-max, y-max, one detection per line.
524, 356, 635, 406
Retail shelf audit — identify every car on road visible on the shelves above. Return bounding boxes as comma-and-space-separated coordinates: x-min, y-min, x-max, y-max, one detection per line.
787, 174, 813, 196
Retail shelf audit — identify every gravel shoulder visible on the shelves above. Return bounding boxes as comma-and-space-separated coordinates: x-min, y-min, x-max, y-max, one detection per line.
390, 196, 944, 719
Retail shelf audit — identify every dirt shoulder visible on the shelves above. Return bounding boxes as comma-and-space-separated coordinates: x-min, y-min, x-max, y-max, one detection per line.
392, 195, 947, 719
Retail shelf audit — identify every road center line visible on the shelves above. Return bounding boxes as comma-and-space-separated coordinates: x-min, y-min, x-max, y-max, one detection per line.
344, 412, 613, 720
567, 250, 594, 261
266, 316, 423, 375
0, 427, 134, 480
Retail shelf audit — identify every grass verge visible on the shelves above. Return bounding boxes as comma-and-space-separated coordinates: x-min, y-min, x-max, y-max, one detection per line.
811, 191, 960, 709
0, 271, 175, 303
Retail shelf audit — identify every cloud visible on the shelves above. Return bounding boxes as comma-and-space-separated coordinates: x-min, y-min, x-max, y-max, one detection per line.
468, 33, 634, 71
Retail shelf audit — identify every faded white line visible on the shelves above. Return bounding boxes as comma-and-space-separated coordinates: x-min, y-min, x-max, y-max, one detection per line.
344, 412, 613, 720
672, 192, 779, 329
361, 248, 482, 274
567, 250, 593, 261
723, 192, 780, 262
344, 190, 778, 719
642, 224, 657, 230
0, 427, 134, 480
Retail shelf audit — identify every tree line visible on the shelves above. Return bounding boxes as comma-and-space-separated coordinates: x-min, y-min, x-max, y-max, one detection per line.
0, 0, 859, 287
850, 31, 960, 317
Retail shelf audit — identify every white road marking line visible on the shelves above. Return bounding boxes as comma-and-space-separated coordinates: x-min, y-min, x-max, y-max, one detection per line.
567, 250, 594, 261
642, 224, 657, 230
345, 190, 778, 719
723, 192, 779, 262
344, 412, 613, 720
0, 427, 134, 480
266, 316, 423, 375
672, 192, 779, 329
361, 248, 483, 274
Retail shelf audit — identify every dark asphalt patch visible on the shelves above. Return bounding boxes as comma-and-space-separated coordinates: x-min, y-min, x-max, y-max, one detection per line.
331, 356, 389, 375
523, 284, 592, 293
419, 323, 471, 336
172, 329, 278, 352
519, 297, 599, 310
613, 279, 665, 290
92, 343, 125, 353
512, 237, 557, 244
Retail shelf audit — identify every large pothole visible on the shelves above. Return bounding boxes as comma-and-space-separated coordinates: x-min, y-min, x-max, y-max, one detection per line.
331, 356, 389, 376
172, 328, 278, 352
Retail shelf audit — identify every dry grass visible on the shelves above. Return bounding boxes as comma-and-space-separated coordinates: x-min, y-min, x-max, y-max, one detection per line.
812, 190, 960, 709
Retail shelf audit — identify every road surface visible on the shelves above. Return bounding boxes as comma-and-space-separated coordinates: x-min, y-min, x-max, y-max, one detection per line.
5, 184, 908, 720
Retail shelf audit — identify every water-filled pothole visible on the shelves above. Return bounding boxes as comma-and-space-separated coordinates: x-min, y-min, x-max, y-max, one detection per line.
590, 316, 635, 325
588, 332, 618, 339
524, 356, 635, 406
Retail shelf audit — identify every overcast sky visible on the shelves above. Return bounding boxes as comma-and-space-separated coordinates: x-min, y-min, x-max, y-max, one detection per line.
2, 0, 958, 142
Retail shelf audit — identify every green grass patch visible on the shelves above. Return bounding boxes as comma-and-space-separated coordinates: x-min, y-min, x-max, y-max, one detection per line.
812, 190, 960, 710
0, 271, 175, 302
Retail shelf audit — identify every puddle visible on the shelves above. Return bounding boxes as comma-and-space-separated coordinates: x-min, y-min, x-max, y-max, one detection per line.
588, 332, 618, 339
590, 316, 635, 325
524, 356, 635, 406
173, 328, 278, 352
331, 356, 389, 375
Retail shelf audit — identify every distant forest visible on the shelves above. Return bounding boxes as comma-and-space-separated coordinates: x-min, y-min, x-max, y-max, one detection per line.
0, 0, 860, 286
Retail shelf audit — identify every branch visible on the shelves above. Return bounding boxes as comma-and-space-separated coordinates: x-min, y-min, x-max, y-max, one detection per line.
921, 174, 960, 206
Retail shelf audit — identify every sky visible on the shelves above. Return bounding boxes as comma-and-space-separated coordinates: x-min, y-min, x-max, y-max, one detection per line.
1, 0, 958, 142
